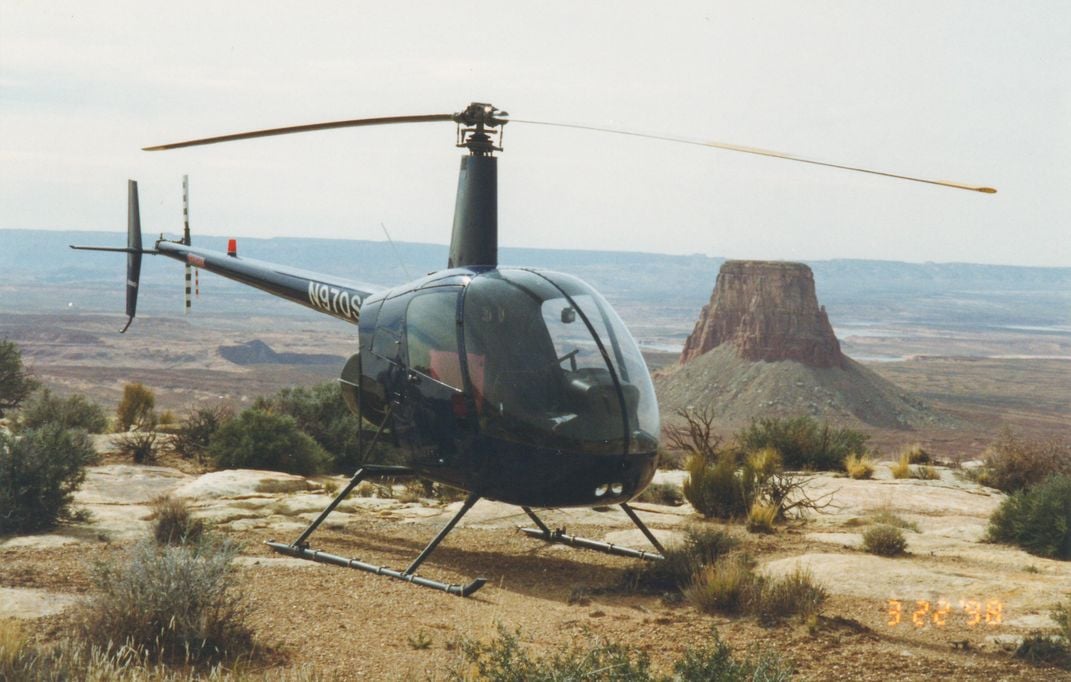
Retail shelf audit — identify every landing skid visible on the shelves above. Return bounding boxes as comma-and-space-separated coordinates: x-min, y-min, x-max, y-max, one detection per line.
267, 410, 663, 595
267, 464, 488, 597
519, 503, 666, 561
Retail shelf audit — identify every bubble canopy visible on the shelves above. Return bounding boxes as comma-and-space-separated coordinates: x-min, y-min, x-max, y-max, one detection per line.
461, 269, 659, 456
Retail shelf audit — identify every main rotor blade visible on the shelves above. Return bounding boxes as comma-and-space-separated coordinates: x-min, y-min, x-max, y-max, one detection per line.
144, 113, 455, 151
509, 118, 997, 194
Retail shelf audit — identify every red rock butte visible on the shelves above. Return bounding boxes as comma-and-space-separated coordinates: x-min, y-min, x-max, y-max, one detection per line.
679, 260, 847, 369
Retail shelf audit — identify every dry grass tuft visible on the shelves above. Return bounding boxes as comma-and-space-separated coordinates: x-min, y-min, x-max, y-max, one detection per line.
0, 619, 28, 673
844, 453, 875, 479
150, 496, 206, 546
687, 556, 827, 623
686, 555, 760, 615
902, 443, 931, 464
746, 501, 778, 534
889, 453, 911, 479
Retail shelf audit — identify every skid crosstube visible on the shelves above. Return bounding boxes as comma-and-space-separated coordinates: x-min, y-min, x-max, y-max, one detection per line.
519, 503, 666, 561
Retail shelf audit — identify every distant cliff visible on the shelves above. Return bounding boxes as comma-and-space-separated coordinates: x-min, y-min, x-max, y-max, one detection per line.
680, 261, 846, 368
659, 260, 948, 429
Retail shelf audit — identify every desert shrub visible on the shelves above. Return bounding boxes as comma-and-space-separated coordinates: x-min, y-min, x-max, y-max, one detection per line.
451, 624, 655, 681
150, 496, 205, 546
672, 628, 794, 681
685, 449, 832, 521
686, 555, 762, 615
254, 382, 364, 470
156, 410, 178, 432
889, 453, 911, 479
912, 464, 940, 480
746, 501, 778, 534
863, 524, 908, 556
170, 405, 234, 462
451, 624, 796, 681
843, 453, 874, 479
208, 408, 329, 475
0, 425, 96, 534
752, 566, 828, 624
687, 556, 826, 623
684, 449, 757, 520
115, 382, 156, 432
114, 429, 159, 464
0, 339, 38, 418
1055, 597, 1071, 642
636, 482, 684, 506
987, 475, 1071, 560
678, 409, 833, 521
450, 624, 794, 682
735, 415, 869, 471
78, 538, 253, 665
623, 525, 738, 593
902, 443, 931, 464
18, 388, 108, 433
979, 429, 1071, 493
1015, 633, 1071, 669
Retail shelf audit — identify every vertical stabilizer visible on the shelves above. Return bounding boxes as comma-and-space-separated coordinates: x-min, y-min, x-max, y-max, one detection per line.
122, 180, 143, 333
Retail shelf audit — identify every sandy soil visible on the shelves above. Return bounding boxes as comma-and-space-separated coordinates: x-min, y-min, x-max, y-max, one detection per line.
2, 465, 1069, 680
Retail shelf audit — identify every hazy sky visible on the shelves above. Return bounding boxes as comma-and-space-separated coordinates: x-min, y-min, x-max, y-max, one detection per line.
2, 1, 1068, 267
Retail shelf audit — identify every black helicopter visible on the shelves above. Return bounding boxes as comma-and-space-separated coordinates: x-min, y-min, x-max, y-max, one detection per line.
73, 102, 994, 596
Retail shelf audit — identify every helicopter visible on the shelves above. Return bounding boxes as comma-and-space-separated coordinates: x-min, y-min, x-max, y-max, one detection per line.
72, 102, 995, 597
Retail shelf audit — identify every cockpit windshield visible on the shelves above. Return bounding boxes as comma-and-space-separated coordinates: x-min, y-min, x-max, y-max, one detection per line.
461, 269, 659, 455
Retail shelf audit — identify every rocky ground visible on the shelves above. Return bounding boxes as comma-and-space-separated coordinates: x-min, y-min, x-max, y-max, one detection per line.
2, 457, 1069, 680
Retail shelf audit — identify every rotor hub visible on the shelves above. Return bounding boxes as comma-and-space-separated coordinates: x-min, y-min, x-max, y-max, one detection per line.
454, 102, 508, 156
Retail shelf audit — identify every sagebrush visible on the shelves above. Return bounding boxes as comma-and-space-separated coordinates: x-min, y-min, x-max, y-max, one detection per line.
78, 538, 254, 665
0, 425, 96, 534
0, 339, 38, 417
735, 415, 869, 471
254, 383, 365, 470
18, 388, 108, 433
978, 429, 1071, 493
988, 474, 1071, 560
862, 524, 907, 556
170, 405, 233, 462
208, 409, 329, 475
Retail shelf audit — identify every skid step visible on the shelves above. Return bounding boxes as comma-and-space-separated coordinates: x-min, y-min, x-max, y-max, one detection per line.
267, 541, 487, 597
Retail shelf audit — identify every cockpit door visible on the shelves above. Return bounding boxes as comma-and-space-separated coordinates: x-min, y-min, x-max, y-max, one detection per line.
399, 287, 473, 481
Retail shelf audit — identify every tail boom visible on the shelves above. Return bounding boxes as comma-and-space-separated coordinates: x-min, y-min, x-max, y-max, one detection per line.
153, 241, 379, 325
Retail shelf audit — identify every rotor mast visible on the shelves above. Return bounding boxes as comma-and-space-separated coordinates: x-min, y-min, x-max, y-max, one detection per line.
448, 103, 507, 269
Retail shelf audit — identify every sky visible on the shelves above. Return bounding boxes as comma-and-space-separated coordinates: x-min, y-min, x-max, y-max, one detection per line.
1, 1, 1068, 267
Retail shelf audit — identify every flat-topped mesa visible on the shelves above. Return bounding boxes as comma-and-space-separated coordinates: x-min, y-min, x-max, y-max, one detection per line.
680, 260, 847, 368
